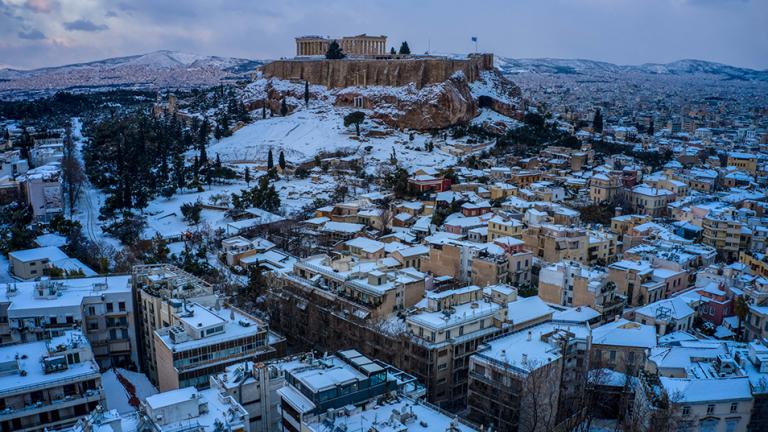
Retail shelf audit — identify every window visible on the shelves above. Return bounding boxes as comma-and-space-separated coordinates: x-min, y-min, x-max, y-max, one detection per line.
730, 402, 738, 413
682, 405, 690, 416
107, 303, 114, 313
706, 404, 715, 415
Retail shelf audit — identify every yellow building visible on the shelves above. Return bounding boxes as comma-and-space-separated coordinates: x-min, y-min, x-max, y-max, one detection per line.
727, 151, 757, 174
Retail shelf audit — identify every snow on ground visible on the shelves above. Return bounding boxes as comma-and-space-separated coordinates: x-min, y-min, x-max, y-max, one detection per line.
141, 172, 340, 238
206, 104, 457, 173
102, 368, 158, 414
69, 117, 122, 250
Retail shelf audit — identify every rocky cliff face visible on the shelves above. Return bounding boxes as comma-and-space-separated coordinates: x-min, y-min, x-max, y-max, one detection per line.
247, 67, 521, 131
335, 72, 478, 130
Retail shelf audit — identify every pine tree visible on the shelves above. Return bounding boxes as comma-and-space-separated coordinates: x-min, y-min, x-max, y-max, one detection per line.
325, 40, 345, 59
279, 151, 286, 171
198, 118, 209, 145
343, 111, 365, 136
304, 81, 310, 106
280, 98, 288, 117
267, 149, 274, 170
399, 41, 411, 55
244, 166, 251, 185
593, 108, 603, 134
199, 141, 208, 166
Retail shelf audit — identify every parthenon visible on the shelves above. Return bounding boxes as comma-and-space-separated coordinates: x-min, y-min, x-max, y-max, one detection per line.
295, 34, 387, 57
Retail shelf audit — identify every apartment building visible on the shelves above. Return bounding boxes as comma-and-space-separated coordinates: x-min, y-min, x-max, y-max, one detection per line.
467, 321, 590, 432
210, 361, 286, 432
0, 331, 103, 432
523, 224, 617, 266
0, 276, 137, 369
632, 297, 695, 336
538, 261, 624, 321
276, 350, 428, 432
727, 152, 758, 174
608, 259, 688, 306
589, 173, 622, 203
487, 215, 524, 241
292, 254, 426, 318
403, 285, 512, 410
139, 386, 250, 432
702, 208, 752, 261
591, 319, 656, 375
153, 302, 284, 392
132, 265, 217, 386
741, 251, 768, 278
630, 184, 675, 217
421, 238, 532, 288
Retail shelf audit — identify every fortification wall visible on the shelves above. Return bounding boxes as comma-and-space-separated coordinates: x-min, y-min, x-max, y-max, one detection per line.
261, 54, 494, 89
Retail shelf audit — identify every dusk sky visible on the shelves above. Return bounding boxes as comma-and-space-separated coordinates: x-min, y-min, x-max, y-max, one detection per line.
1, 0, 766, 70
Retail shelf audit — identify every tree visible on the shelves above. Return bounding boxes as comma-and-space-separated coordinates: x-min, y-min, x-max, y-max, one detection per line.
593, 108, 603, 134
343, 111, 365, 136
648, 119, 655, 136
517, 358, 560, 432
390, 47, 396, 55
280, 98, 288, 117
61, 127, 85, 215
244, 166, 251, 185
398, 41, 411, 55
325, 40, 345, 59
734, 295, 749, 342
267, 149, 274, 171
180, 202, 202, 225
262, 104, 266, 119
279, 151, 286, 171
304, 81, 310, 106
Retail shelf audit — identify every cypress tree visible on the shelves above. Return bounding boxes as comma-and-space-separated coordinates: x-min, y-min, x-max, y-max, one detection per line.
262, 104, 266, 119
304, 81, 310, 106
325, 40, 345, 59
279, 151, 286, 171
398, 41, 411, 55
593, 108, 603, 134
199, 141, 208, 166
267, 149, 274, 170
244, 166, 251, 185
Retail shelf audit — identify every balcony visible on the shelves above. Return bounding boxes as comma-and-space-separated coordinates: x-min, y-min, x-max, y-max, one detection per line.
0, 388, 103, 422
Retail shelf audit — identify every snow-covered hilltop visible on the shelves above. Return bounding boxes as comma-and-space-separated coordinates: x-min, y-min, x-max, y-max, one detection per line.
0, 50, 264, 97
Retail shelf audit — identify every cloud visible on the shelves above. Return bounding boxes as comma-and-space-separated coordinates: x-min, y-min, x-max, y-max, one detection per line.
24, 0, 56, 14
64, 19, 109, 32
18, 29, 46, 40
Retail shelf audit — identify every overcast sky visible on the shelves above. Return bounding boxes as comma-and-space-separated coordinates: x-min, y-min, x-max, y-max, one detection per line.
1, 0, 766, 70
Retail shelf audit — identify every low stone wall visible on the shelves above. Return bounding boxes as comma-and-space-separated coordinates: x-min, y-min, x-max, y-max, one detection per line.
261, 54, 494, 89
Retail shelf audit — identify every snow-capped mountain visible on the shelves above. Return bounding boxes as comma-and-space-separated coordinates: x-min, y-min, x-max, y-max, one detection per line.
0, 50, 265, 97
496, 57, 768, 81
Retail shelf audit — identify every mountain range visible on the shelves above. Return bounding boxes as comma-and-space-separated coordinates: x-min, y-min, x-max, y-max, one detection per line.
1, 51, 766, 97
495, 57, 768, 81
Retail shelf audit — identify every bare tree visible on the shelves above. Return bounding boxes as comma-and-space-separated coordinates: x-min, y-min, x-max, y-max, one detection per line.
61, 126, 85, 215
518, 358, 561, 432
